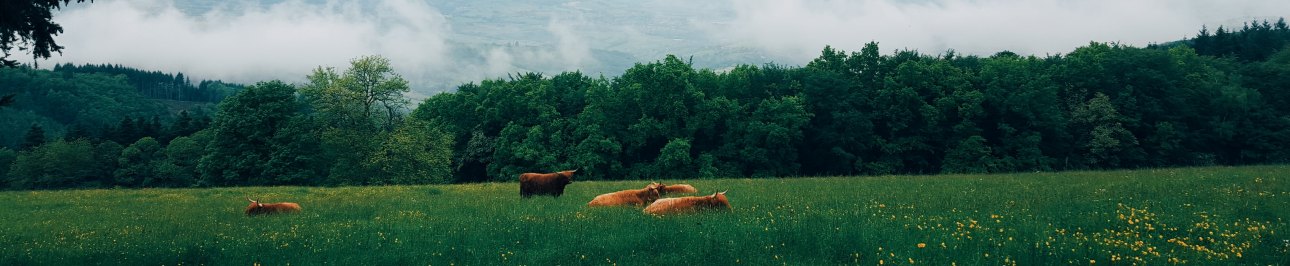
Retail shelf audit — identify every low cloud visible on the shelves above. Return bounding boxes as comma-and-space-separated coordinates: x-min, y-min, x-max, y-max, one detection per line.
45, 0, 425, 85
30, 0, 1290, 95
38, 0, 601, 96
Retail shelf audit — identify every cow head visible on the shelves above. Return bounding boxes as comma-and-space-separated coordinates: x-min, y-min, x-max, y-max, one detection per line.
712, 191, 731, 209
245, 197, 263, 215
559, 169, 578, 181
645, 182, 665, 200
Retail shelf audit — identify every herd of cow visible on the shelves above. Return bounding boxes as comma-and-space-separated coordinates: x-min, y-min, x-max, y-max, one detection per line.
245, 169, 731, 216
518, 169, 731, 215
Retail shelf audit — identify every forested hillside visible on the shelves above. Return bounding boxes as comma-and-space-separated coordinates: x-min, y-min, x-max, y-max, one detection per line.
52, 63, 242, 102
421, 19, 1290, 182
423, 43, 1290, 182
3, 20, 1290, 189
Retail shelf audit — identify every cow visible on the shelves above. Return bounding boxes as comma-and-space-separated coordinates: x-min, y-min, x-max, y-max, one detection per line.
660, 183, 699, 194
587, 183, 666, 207
519, 169, 577, 198
244, 197, 302, 216
644, 191, 731, 215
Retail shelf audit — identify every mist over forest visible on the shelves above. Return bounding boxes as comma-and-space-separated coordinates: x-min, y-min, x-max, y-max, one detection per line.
36, 0, 1290, 96
4, 2, 1290, 265
4, 0, 1290, 189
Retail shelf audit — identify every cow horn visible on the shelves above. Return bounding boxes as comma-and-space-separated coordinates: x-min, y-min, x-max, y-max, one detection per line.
246, 197, 256, 203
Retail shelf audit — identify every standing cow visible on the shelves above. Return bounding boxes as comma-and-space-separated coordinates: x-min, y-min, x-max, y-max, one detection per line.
644, 191, 731, 215
519, 169, 577, 198
587, 183, 666, 207
245, 198, 302, 216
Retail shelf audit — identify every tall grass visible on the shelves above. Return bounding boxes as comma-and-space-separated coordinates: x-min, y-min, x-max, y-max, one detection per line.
2, 165, 1287, 265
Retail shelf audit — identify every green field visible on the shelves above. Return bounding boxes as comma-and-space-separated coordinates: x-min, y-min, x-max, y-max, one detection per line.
2, 166, 1287, 265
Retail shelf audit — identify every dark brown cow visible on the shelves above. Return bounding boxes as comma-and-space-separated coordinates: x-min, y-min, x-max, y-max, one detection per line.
519, 169, 577, 198
245, 198, 302, 216
587, 183, 666, 207
644, 191, 731, 215
661, 183, 698, 194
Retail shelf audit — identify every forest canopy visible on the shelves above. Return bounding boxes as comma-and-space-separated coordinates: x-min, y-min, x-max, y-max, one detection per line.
3, 19, 1290, 189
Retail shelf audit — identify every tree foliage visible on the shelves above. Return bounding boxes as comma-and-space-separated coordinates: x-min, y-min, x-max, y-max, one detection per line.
53, 63, 241, 102
6, 21, 1290, 189
0, 0, 90, 67
198, 80, 300, 186
417, 24, 1290, 181
7, 139, 97, 189
0, 66, 167, 148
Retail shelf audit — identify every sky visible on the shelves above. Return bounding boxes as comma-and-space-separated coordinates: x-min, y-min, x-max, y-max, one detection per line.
30, 0, 1290, 96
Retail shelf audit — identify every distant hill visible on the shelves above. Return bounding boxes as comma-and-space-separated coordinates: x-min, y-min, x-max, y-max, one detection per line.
0, 66, 215, 149
52, 63, 242, 103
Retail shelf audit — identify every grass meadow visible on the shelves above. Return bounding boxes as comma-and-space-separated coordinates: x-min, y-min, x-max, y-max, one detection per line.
2, 165, 1287, 265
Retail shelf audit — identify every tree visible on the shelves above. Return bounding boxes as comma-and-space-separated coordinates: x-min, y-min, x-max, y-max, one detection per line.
198, 80, 300, 186
90, 140, 121, 187
318, 126, 380, 185
799, 43, 881, 176
719, 96, 812, 177
20, 123, 45, 151
62, 123, 92, 141
108, 116, 139, 145
978, 54, 1063, 172
0, 147, 16, 187
114, 137, 161, 187
301, 55, 410, 132
942, 135, 994, 173
7, 139, 96, 189
262, 117, 324, 185
606, 55, 709, 179
1, 0, 90, 67
364, 119, 454, 185
299, 56, 415, 185
155, 131, 208, 187
1071, 93, 1143, 168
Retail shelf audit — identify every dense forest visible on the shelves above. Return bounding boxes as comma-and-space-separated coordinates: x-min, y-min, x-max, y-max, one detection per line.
3, 20, 1290, 189
52, 63, 243, 102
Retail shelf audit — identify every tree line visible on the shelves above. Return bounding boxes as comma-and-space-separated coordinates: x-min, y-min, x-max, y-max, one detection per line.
53, 63, 242, 102
2, 55, 450, 189
1188, 18, 1290, 62
3, 21, 1290, 189
1, 66, 169, 148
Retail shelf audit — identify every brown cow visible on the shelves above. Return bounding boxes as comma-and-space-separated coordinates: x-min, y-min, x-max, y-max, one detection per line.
587, 183, 666, 207
660, 183, 698, 194
245, 198, 302, 216
519, 169, 577, 198
644, 191, 731, 215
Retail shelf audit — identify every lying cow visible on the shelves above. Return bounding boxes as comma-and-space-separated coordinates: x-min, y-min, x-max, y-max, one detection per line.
644, 191, 731, 215
660, 183, 698, 194
519, 169, 577, 198
245, 198, 302, 216
587, 183, 666, 207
